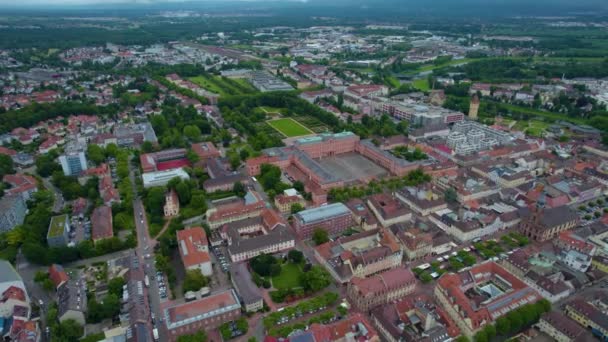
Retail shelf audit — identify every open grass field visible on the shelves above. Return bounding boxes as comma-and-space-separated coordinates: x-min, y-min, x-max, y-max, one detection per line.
271, 263, 303, 290
486, 101, 586, 125
514, 120, 550, 137
412, 78, 431, 91
267, 118, 314, 137
189, 75, 256, 96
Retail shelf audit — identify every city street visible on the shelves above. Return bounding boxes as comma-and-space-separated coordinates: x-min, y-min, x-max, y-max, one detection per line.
129, 164, 166, 341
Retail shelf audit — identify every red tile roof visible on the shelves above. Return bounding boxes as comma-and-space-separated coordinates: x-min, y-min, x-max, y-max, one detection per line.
0, 146, 17, 156
3, 174, 37, 196
557, 231, 595, 254
2, 286, 26, 302
84, 163, 109, 177
208, 199, 266, 223
167, 289, 238, 323
48, 264, 69, 288
91, 206, 113, 242
191, 142, 220, 160
177, 227, 211, 268
350, 267, 415, 297
309, 313, 378, 342
260, 209, 285, 230
437, 262, 541, 330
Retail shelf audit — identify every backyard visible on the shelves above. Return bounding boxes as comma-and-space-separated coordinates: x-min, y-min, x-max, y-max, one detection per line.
272, 262, 304, 290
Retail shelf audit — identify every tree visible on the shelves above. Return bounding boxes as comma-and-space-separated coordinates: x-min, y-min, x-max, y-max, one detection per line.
233, 182, 246, 198
537, 298, 551, 313
250, 254, 279, 277
496, 316, 511, 335
506, 311, 523, 333
105, 143, 119, 158
183, 269, 209, 293
445, 188, 458, 203
290, 203, 304, 214
151, 115, 169, 137
300, 265, 331, 292
34, 270, 48, 283
56, 319, 84, 340
42, 278, 54, 291
288, 250, 304, 264
483, 324, 496, 340
141, 141, 154, 153
108, 277, 126, 297
0, 154, 14, 178
474, 329, 487, 342
183, 125, 202, 141
259, 164, 282, 191
312, 228, 329, 246
175, 181, 192, 206
86, 144, 106, 165
145, 187, 166, 215
455, 336, 470, 342
36, 154, 61, 177
186, 149, 200, 164
292, 180, 305, 193
239, 149, 250, 161
177, 331, 207, 342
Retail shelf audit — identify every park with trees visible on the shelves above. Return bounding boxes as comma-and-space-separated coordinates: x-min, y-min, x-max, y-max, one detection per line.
249, 252, 332, 303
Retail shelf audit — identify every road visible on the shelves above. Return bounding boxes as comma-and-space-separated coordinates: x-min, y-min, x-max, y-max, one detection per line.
41, 177, 64, 213
128, 163, 166, 342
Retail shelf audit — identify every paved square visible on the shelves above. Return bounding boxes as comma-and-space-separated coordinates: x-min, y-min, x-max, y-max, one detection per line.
315, 152, 388, 183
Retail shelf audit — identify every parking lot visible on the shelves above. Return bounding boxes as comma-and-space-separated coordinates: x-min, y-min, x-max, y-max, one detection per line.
211, 245, 231, 273
154, 270, 169, 301
413, 235, 525, 283
69, 214, 90, 244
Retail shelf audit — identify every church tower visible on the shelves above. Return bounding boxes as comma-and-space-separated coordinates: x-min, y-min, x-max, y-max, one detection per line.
468, 94, 480, 120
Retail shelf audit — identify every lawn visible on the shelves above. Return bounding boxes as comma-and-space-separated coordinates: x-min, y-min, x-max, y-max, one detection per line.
514, 120, 550, 137
412, 78, 430, 91
267, 118, 314, 137
483, 99, 588, 127
189, 76, 227, 95
272, 263, 304, 290
188, 75, 255, 96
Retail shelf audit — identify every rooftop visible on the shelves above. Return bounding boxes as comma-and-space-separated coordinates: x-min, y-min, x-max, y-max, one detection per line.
350, 267, 415, 297
437, 262, 541, 329
230, 263, 262, 305
48, 214, 69, 238
91, 206, 113, 241
177, 227, 211, 268
165, 289, 240, 330
0, 260, 22, 284
294, 203, 352, 225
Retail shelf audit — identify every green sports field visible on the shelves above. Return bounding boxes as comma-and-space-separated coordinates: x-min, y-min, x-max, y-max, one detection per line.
267, 118, 313, 137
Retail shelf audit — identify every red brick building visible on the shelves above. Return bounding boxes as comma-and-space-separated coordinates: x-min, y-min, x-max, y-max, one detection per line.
247, 132, 422, 205
292, 203, 354, 239
435, 261, 542, 337
164, 289, 241, 341
347, 267, 417, 311
48, 264, 69, 289
191, 141, 221, 165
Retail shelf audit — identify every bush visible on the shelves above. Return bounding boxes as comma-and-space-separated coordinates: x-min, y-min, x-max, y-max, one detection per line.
250, 254, 279, 277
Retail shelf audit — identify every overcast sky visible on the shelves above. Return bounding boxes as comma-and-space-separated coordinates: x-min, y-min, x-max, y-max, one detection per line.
0, 0, 604, 9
